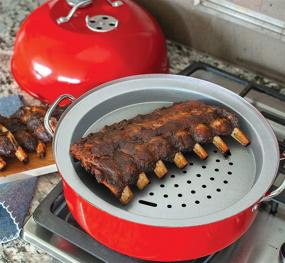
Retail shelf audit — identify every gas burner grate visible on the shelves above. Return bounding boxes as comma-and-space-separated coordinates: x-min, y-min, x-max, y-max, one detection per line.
179, 62, 285, 101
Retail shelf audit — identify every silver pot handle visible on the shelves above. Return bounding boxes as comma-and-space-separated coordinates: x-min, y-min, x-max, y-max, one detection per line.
259, 152, 285, 203
44, 94, 75, 137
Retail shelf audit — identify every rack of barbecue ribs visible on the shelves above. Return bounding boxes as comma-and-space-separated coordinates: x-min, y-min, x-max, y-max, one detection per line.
70, 100, 250, 204
0, 105, 65, 170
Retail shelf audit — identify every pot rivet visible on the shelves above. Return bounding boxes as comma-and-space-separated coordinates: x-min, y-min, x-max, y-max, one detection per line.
252, 204, 259, 212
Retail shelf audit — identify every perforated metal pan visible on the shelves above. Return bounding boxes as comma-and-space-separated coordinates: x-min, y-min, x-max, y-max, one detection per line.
45, 74, 285, 261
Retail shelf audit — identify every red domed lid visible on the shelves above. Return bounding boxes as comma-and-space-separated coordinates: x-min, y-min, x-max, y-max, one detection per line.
11, 0, 168, 104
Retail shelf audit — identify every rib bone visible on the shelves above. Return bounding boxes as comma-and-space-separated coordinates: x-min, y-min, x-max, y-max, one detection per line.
0, 157, 6, 170
36, 141, 47, 159
213, 136, 230, 155
0, 124, 28, 163
154, 160, 168, 178
137, 172, 150, 190
231, 128, 250, 146
173, 152, 188, 168
193, 143, 208, 160
120, 186, 134, 204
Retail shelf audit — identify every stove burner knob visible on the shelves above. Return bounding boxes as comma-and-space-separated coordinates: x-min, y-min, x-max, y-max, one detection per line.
280, 242, 285, 263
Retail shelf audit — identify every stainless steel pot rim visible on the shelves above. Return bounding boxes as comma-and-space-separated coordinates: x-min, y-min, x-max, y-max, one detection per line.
54, 74, 280, 227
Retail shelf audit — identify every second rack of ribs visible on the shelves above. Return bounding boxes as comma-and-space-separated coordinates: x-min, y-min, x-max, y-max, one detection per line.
70, 100, 250, 204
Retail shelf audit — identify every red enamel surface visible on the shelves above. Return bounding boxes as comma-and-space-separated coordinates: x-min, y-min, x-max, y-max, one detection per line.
62, 179, 257, 261
11, 0, 168, 104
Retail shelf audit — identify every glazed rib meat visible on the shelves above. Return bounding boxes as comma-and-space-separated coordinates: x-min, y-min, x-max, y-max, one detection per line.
12, 105, 52, 143
70, 100, 250, 204
0, 116, 37, 151
0, 105, 66, 170
0, 115, 47, 159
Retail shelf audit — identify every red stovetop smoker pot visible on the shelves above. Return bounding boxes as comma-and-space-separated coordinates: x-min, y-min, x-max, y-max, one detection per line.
44, 75, 285, 261
11, 0, 168, 104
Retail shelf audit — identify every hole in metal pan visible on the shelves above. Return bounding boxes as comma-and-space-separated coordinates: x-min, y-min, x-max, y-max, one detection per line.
139, 200, 157, 207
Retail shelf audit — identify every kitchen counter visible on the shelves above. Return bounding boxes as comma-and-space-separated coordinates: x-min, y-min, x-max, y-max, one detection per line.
1, 1, 285, 262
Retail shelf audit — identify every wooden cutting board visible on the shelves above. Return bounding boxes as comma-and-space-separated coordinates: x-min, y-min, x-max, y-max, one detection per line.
0, 144, 57, 183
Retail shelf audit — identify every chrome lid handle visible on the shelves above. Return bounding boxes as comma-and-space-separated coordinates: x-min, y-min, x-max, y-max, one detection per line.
44, 94, 75, 137
57, 0, 92, 24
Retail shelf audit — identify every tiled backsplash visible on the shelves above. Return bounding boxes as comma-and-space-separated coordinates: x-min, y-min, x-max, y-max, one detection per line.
135, 0, 285, 83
